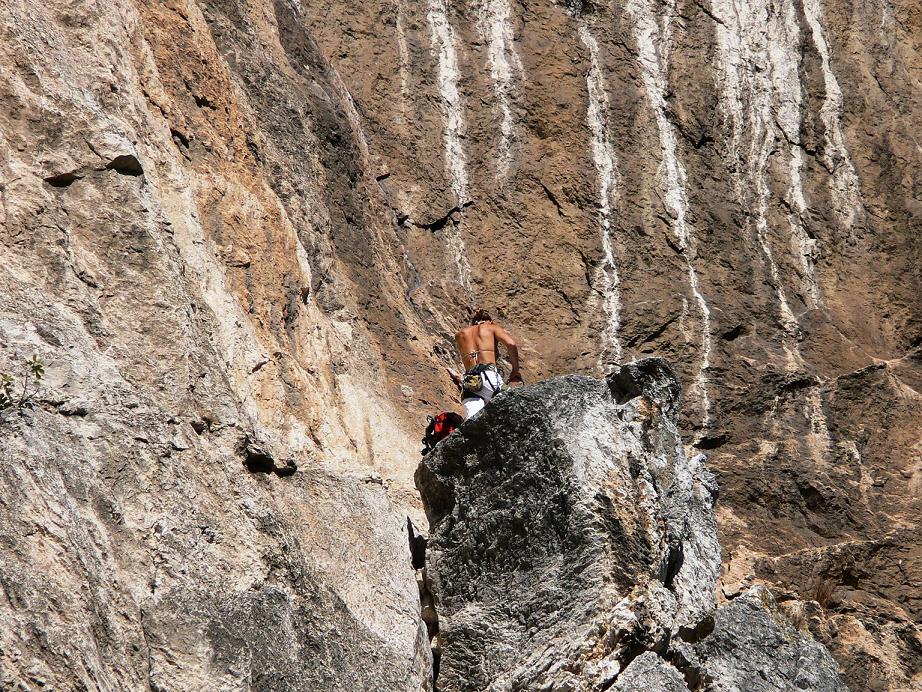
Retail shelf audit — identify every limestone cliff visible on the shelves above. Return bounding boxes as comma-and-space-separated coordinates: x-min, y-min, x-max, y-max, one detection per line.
1, 0, 920, 689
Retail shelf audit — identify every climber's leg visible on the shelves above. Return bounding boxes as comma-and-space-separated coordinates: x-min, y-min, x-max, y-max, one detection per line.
461, 369, 505, 420
462, 396, 484, 420
482, 368, 504, 401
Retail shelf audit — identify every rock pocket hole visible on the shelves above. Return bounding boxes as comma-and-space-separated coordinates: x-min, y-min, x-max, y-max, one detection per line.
44, 171, 82, 187
661, 543, 685, 589
106, 154, 144, 176
693, 434, 727, 450
239, 435, 297, 477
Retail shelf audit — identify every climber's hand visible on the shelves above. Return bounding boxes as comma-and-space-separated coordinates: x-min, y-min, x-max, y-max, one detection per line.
508, 372, 523, 387
446, 367, 462, 387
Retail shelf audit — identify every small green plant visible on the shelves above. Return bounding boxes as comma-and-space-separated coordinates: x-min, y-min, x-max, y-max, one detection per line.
0, 354, 45, 419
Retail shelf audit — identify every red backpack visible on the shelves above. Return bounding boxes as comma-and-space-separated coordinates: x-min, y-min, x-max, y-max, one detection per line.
422, 412, 464, 455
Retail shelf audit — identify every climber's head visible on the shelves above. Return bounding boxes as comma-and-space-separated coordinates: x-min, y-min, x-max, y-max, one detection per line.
470, 307, 492, 325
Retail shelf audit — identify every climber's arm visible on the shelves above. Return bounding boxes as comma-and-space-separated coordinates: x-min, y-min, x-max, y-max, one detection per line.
493, 325, 521, 383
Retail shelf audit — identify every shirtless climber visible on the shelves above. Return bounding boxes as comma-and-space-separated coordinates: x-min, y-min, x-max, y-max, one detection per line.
450, 308, 522, 420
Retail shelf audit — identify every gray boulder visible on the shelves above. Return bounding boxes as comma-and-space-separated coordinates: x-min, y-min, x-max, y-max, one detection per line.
695, 586, 848, 692
416, 358, 720, 690
612, 652, 690, 691
416, 358, 847, 691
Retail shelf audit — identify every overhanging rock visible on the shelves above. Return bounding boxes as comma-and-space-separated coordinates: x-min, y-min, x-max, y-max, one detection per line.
416, 358, 847, 691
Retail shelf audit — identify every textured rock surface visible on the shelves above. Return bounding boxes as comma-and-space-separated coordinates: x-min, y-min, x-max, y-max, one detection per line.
0, 0, 436, 688
416, 360, 720, 689
1, 0, 921, 688
417, 360, 848, 690
696, 586, 848, 692
0, 401, 430, 689
301, 1, 922, 686
611, 652, 690, 692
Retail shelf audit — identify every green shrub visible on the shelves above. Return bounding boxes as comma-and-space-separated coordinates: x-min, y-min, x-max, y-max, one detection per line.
0, 354, 45, 419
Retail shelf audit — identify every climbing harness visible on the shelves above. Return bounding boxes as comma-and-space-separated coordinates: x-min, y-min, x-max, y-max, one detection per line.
460, 363, 504, 400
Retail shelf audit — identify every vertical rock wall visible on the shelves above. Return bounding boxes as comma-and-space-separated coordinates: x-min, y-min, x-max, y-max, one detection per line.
0, 0, 438, 687
303, 1, 922, 687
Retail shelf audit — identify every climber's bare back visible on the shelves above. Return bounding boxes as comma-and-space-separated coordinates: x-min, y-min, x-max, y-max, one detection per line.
455, 321, 514, 371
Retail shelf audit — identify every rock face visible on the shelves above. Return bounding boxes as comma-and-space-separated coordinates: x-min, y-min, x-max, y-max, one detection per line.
1, 2, 437, 686
302, 2, 922, 686
696, 587, 849, 692
0, 404, 430, 690
417, 360, 846, 691
1, 0, 921, 688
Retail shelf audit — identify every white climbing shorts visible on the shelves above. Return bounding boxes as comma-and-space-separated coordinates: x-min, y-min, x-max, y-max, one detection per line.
461, 367, 504, 420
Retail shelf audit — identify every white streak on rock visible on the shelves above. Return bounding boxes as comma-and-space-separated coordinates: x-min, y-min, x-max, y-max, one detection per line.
625, 0, 712, 428
802, 0, 862, 228
477, 0, 523, 180
427, 0, 471, 288
804, 387, 832, 466
679, 297, 691, 344
395, 1, 411, 112
579, 22, 623, 367
787, 148, 821, 307
714, 0, 822, 309
770, 1, 822, 307
712, 0, 800, 364
756, 151, 801, 369
879, 0, 895, 33
331, 70, 371, 163
447, 218, 472, 291
712, 0, 833, 454
427, 0, 468, 204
